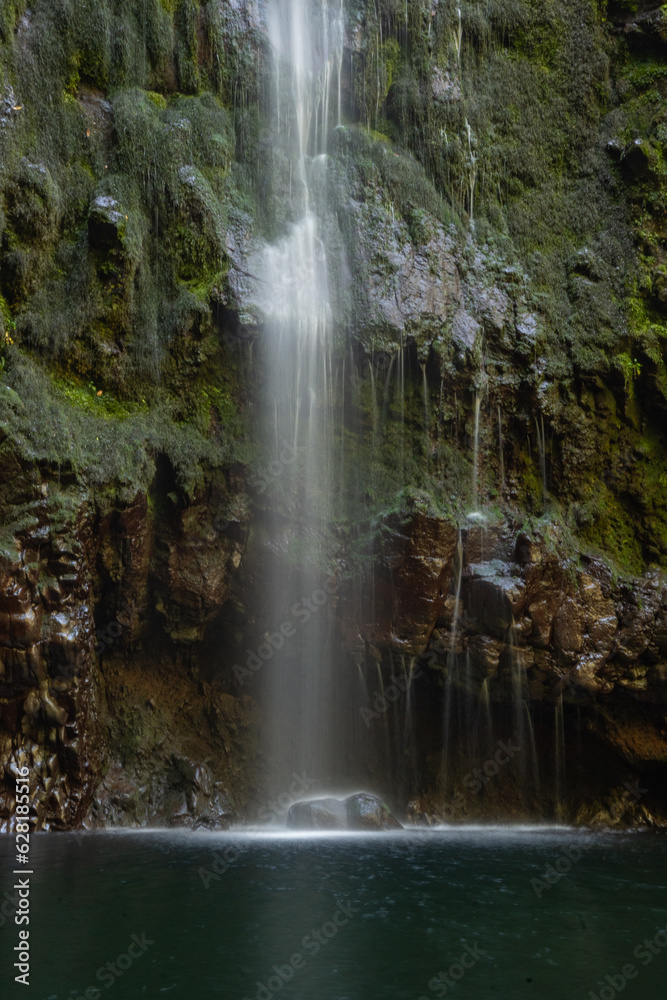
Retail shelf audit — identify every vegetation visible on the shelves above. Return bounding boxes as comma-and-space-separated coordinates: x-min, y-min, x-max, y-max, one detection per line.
0, 0, 666, 568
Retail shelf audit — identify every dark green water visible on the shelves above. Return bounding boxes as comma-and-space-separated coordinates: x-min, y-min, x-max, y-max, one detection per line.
2, 828, 667, 999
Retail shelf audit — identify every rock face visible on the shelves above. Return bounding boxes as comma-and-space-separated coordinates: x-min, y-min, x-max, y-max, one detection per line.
1, 0, 667, 832
287, 793, 403, 831
0, 458, 98, 831
356, 517, 667, 827
339, 506, 459, 656
0, 442, 256, 833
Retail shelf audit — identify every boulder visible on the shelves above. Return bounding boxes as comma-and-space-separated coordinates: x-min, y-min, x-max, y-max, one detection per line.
286, 792, 402, 831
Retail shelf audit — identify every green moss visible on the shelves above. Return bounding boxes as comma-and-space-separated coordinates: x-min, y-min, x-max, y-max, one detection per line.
0, 0, 666, 574
2, 348, 238, 496
145, 90, 168, 110
175, 0, 201, 94
51, 374, 148, 420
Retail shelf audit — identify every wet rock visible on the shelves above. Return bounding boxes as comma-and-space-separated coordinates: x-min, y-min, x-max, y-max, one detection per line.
88, 195, 128, 251
339, 508, 458, 655
431, 66, 462, 104
0, 86, 19, 131
467, 634, 502, 677
287, 793, 402, 831
552, 598, 584, 653
4, 159, 61, 245
287, 797, 347, 830
463, 567, 523, 639
349, 213, 460, 340
515, 533, 542, 567
470, 285, 512, 334
154, 494, 247, 643
463, 525, 513, 566
405, 798, 438, 825
621, 138, 659, 182
515, 311, 539, 343
346, 792, 402, 830
77, 89, 114, 139
451, 308, 482, 358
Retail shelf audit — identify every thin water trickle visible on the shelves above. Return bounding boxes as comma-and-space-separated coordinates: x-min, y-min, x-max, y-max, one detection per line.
399, 340, 406, 482
471, 390, 482, 510
442, 531, 464, 794
508, 624, 529, 784
454, 7, 463, 65
498, 403, 505, 493
535, 413, 548, 507
554, 693, 566, 819
420, 361, 429, 456
479, 677, 494, 743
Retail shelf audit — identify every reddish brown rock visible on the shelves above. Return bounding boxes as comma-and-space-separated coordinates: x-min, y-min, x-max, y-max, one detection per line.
339, 509, 458, 655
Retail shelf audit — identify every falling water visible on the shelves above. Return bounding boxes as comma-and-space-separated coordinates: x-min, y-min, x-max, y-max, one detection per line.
535, 414, 548, 507
421, 362, 430, 456
442, 531, 464, 794
554, 693, 566, 819
399, 340, 406, 482
507, 625, 530, 786
454, 8, 463, 66
369, 357, 379, 446
498, 404, 505, 494
471, 391, 481, 510
464, 119, 477, 222
479, 677, 494, 743
254, 0, 344, 792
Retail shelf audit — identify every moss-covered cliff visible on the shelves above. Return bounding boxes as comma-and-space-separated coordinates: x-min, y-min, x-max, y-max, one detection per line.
1, 0, 667, 829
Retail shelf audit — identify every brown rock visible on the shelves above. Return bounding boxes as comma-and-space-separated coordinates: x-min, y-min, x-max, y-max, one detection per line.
339, 510, 458, 655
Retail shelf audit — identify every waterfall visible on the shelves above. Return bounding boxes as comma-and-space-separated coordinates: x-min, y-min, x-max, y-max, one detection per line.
255, 0, 344, 795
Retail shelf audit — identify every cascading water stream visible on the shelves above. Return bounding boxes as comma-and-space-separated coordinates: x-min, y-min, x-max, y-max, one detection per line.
497, 404, 505, 494
535, 414, 548, 509
253, 0, 344, 796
